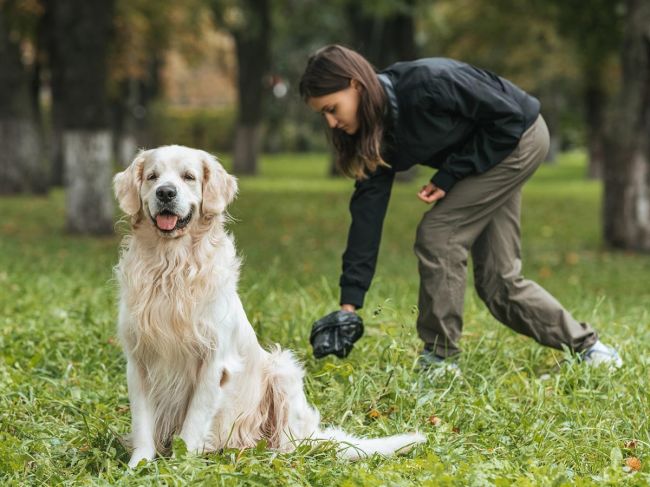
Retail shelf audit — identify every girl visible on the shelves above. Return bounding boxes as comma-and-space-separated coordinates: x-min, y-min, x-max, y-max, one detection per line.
299, 44, 621, 369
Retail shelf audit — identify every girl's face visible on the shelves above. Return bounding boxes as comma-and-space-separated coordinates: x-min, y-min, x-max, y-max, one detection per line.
307, 81, 361, 135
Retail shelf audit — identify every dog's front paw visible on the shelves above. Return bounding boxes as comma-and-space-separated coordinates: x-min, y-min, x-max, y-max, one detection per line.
184, 441, 207, 455
178, 428, 208, 455
128, 447, 156, 468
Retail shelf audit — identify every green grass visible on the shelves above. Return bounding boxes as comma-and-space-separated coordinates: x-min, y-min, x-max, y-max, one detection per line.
1, 150, 649, 485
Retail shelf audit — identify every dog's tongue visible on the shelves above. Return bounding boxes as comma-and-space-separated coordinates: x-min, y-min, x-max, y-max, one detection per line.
156, 214, 178, 230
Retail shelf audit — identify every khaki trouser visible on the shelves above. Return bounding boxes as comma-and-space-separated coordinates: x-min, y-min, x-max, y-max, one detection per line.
414, 115, 598, 358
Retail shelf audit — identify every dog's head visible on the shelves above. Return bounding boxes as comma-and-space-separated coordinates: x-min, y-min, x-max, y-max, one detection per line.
113, 145, 238, 237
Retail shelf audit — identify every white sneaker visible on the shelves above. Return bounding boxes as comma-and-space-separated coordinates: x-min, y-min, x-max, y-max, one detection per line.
417, 350, 461, 378
582, 341, 623, 369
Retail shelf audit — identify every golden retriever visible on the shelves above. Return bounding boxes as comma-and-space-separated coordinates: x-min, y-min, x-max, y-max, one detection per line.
113, 145, 425, 467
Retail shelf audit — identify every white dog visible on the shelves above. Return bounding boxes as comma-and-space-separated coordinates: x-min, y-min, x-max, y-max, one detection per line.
113, 145, 425, 468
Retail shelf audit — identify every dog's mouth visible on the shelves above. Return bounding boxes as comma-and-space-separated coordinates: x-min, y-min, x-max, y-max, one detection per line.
152, 208, 193, 233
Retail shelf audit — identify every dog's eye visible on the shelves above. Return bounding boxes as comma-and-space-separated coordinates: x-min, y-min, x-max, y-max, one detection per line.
183, 172, 196, 181
146, 173, 158, 181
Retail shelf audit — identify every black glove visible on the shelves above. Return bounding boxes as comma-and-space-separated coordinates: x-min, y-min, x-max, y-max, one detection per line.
309, 310, 364, 359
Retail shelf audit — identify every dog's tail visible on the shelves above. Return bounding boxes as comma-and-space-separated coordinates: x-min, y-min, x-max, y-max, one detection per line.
262, 347, 426, 459
319, 427, 426, 460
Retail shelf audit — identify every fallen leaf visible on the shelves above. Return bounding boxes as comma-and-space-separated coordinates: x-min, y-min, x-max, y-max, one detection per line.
452, 426, 460, 434
624, 440, 638, 449
428, 415, 442, 426
625, 457, 641, 472
368, 409, 381, 419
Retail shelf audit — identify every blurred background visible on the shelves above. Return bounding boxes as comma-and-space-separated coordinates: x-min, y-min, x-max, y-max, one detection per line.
0, 0, 648, 248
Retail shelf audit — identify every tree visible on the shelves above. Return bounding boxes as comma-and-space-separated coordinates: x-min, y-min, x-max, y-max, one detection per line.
110, 0, 166, 167
346, 0, 418, 68
418, 0, 581, 162
48, 0, 116, 234
541, 0, 624, 178
110, 0, 211, 166
344, 0, 420, 180
210, 0, 271, 175
0, 0, 46, 194
602, 0, 650, 250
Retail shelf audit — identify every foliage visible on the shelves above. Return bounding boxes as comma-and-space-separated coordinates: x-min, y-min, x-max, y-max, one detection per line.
261, 0, 343, 152
416, 0, 614, 149
0, 0, 43, 44
110, 0, 212, 84
540, 0, 624, 79
147, 103, 236, 153
418, 0, 578, 94
1, 151, 649, 484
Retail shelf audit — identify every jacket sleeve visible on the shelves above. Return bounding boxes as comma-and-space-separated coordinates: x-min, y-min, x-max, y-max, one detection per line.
339, 166, 395, 309
429, 71, 527, 193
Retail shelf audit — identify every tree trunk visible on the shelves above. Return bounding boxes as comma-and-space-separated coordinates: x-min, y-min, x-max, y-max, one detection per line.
112, 78, 140, 167
347, 0, 417, 68
602, 0, 650, 251
64, 131, 114, 233
233, 124, 261, 174
231, 0, 270, 175
49, 0, 115, 234
30, 21, 50, 194
539, 88, 563, 164
118, 133, 138, 167
111, 55, 163, 166
0, 120, 42, 193
388, 2, 418, 183
584, 75, 606, 179
0, 4, 46, 194
42, 0, 64, 187
345, 1, 418, 181
50, 117, 65, 186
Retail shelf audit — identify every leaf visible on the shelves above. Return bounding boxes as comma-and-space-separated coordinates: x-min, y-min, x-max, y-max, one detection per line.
368, 409, 381, 419
624, 457, 641, 472
172, 436, 188, 459
255, 438, 268, 453
428, 415, 442, 426
623, 439, 638, 449
610, 446, 623, 468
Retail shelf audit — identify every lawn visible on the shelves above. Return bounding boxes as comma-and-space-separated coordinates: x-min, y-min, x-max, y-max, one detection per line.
1, 151, 648, 485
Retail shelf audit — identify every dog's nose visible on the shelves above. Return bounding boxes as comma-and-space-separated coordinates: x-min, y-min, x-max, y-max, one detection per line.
156, 185, 177, 202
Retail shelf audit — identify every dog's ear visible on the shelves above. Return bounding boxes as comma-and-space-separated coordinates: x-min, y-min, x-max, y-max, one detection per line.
113, 150, 148, 216
201, 151, 238, 216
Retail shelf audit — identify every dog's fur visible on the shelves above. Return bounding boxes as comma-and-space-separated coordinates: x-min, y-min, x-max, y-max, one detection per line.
113, 145, 425, 467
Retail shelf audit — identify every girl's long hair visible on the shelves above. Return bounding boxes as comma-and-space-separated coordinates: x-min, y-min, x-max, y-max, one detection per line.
299, 45, 388, 180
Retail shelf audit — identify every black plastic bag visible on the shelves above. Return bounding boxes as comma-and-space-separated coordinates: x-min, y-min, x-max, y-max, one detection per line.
309, 310, 364, 359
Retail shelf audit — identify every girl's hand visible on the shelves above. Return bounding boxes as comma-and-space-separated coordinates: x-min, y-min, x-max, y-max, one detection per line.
417, 182, 446, 204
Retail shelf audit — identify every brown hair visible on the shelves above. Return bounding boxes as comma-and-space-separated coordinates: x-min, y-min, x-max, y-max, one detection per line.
299, 45, 388, 180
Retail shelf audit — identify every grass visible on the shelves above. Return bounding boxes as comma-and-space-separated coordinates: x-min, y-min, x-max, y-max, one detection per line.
1, 150, 649, 485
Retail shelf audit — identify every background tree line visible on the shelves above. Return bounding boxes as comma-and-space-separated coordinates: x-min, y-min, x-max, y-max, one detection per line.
0, 0, 648, 250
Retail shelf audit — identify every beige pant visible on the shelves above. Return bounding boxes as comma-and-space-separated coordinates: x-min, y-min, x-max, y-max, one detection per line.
414, 115, 598, 358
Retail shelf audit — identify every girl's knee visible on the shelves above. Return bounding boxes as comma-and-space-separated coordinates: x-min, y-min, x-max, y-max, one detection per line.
414, 219, 451, 255
474, 271, 521, 304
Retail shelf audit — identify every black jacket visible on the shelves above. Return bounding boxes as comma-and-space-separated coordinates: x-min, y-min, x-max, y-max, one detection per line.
340, 58, 541, 309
